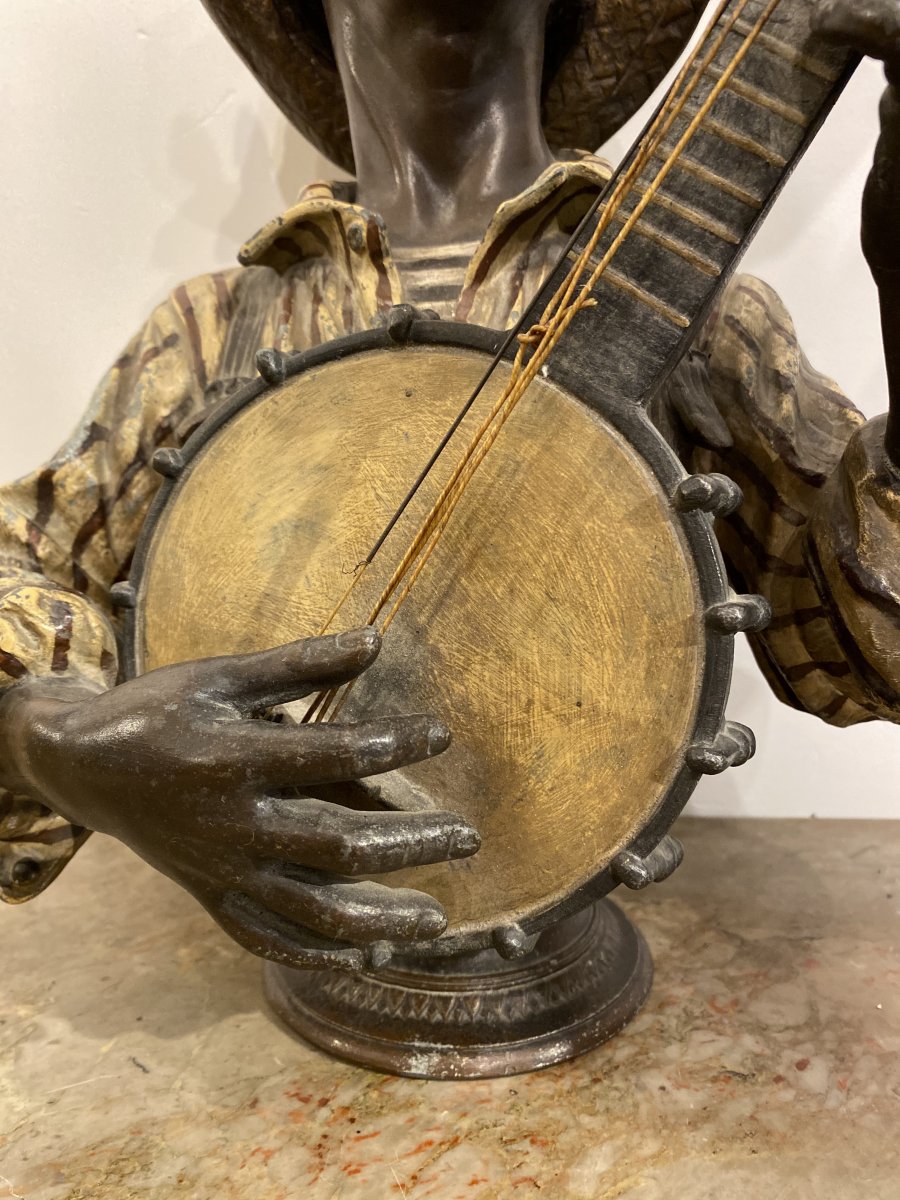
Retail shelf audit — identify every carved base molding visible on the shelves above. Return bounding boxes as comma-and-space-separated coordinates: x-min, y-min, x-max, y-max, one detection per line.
263, 899, 653, 1080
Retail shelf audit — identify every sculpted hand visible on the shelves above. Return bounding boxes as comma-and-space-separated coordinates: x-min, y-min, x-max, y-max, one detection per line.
814, 0, 900, 468
814, 1, 900, 77
0, 629, 478, 972
814, 1, 900, 266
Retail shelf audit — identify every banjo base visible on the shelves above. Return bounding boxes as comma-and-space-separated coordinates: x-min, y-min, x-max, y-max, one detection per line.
262, 899, 652, 1080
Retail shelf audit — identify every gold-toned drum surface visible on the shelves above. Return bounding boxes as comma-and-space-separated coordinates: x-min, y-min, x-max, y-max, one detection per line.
135, 345, 704, 937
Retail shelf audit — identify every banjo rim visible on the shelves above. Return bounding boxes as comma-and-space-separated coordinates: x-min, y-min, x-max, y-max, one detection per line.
123, 316, 737, 956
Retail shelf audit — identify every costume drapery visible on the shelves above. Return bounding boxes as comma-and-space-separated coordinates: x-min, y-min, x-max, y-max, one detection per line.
2, 158, 898, 902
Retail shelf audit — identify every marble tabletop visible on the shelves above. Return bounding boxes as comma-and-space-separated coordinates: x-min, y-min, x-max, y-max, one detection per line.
1, 818, 897, 1199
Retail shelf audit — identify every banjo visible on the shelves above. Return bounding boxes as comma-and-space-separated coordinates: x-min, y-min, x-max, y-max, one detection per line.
119, 0, 857, 1062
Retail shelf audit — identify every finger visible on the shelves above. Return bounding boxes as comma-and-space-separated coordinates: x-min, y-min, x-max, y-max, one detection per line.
249, 866, 448, 943
195, 628, 382, 711
249, 795, 480, 875
214, 890, 365, 972
812, 1, 900, 62
232, 714, 451, 787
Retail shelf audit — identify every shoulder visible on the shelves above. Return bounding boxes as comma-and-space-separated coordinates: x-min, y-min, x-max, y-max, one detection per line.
701, 273, 864, 427
150, 264, 280, 334
113, 264, 291, 385
692, 274, 865, 485
702, 274, 800, 364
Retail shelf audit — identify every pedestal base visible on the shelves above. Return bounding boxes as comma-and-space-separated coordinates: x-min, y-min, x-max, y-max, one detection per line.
263, 899, 652, 1080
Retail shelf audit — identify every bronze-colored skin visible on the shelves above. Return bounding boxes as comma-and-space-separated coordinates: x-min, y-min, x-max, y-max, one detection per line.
0, 0, 898, 970
0, 631, 478, 971
817, 1, 900, 468
323, 0, 556, 246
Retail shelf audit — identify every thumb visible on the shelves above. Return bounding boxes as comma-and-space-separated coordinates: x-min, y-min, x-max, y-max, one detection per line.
196, 627, 382, 712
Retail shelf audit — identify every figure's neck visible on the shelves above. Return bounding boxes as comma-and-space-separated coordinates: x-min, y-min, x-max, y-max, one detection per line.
324, 1, 556, 247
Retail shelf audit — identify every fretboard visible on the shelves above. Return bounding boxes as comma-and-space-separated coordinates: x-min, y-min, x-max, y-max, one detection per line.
522, 0, 859, 407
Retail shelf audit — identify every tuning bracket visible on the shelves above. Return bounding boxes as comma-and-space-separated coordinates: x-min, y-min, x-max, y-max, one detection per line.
706, 594, 771, 634
492, 924, 540, 962
687, 721, 756, 775
151, 448, 186, 479
612, 835, 684, 891
256, 347, 288, 386
109, 582, 136, 610
674, 473, 743, 518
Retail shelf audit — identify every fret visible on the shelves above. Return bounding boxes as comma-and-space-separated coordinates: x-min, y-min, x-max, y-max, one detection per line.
517, 0, 858, 411
603, 269, 692, 330
690, 87, 801, 166
609, 211, 723, 277
691, 112, 788, 169
627, 181, 743, 246
708, 66, 809, 127
566, 237, 703, 327
732, 19, 842, 82
652, 147, 765, 209
571, 241, 710, 324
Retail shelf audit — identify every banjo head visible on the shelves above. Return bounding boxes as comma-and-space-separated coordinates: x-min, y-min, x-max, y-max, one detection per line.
127, 321, 737, 949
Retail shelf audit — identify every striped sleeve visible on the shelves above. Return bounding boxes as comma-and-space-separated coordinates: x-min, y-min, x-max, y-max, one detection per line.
681, 273, 900, 726
0, 269, 251, 902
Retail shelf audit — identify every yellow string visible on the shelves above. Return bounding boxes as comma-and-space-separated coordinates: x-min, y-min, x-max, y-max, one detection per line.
346, 0, 750, 634
311, 0, 781, 722
530, 0, 746, 335
313, 0, 736, 643
369, 0, 774, 630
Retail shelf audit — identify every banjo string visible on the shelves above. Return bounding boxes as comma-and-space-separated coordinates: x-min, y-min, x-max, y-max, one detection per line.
312, 0, 741, 643
305, 5, 725, 665
301, 14, 730, 727
300, 5, 732, 726
308, 0, 781, 723
311, 0, 780, 724
528, 0, 747, 341
364, 0, 758, 618
361, 0, 777, 628
362, 0, 750, 613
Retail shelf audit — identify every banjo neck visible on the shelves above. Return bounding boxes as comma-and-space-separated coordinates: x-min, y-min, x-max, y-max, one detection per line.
523, 0, 859, 407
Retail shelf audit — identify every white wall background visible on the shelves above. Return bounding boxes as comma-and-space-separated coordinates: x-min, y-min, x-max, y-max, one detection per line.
1, 1, 896, 818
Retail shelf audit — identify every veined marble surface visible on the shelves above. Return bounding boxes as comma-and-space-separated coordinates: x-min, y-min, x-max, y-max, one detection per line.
1, 819, 897, 1199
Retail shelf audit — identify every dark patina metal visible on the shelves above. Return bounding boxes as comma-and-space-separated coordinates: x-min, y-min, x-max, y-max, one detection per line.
125, 316, 751, 953
264, 899, 652, 1080
122, 312, 758, 1073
